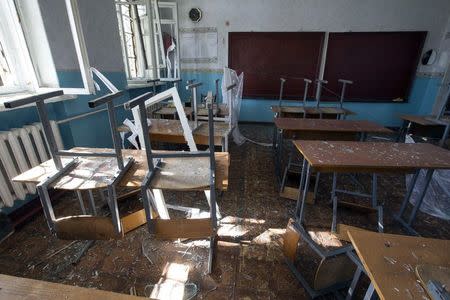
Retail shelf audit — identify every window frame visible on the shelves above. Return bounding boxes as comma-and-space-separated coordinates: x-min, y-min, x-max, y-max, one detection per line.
116, 0, 180, 85
0, 0, 94, 100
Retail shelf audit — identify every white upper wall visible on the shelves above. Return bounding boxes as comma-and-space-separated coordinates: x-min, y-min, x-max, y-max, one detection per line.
175, 0, 450, 73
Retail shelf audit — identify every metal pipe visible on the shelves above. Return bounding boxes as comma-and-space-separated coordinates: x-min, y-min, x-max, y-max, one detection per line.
396, 170, 420, 218
407, 169, 434, 225
278, 78, 286, 107
138, 101, 155, 170
88, 91, 124, 108
436, 84, 450, 120
123, 92, 153, 110
57, 103, 124, 125
207, 94, 217, 229
186, 82, 202, 128
334, 189, 372, 198
315, 79, 328, 108
439, 123, 450, 147
186, 82, 202, 89
36, 100, 63, 169
338, 79, 353, 109
303, 79, 312, 107
107, 101, 124, 169
215, 79, 220, 103
3, 90, 64, 109
298, 162, 311, 223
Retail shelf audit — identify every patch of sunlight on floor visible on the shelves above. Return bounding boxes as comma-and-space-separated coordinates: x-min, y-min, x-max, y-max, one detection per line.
308, 230, 344, 248
252, 228, 286, 245
220, 216, 266, 225
146, 262, 195, 300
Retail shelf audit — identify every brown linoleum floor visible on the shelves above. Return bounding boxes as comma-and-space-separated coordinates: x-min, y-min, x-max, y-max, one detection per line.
0, 123, 449, 299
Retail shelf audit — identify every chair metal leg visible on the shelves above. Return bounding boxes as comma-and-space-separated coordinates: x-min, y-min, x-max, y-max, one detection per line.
76, 191, 87, 215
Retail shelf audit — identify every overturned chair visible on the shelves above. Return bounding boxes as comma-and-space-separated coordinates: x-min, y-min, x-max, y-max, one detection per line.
124, 87, 222, 273
5, 90, 137, 240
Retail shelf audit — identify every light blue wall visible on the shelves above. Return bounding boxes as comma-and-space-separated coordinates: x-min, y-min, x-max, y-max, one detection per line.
181, 70, 442, 127
56, 71, 137, 149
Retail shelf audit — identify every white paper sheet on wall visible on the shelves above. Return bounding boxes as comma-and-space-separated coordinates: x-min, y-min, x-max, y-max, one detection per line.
180, 28, 218, 63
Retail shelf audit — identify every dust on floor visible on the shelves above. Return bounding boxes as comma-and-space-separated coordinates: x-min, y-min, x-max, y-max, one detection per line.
0, 124, 448, 299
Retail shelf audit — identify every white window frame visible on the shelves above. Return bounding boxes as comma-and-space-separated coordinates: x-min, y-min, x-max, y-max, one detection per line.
0, 0, 39, 94
116, 0, 179, 85
0, 0, 94, 99
159, 2, 180, 80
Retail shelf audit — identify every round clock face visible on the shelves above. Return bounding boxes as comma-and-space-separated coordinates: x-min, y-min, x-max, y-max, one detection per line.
189, 8, 202, 22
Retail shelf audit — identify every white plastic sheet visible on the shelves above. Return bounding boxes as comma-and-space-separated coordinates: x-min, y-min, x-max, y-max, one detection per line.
221, 67, 245, 145
405, 135, 450, 220
221, 67, 271, 147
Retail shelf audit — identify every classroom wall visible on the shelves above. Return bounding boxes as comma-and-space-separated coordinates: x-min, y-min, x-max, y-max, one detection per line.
173, 0, 450, 126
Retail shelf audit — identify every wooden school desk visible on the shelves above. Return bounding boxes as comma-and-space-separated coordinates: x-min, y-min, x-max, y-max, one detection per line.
271, 105, 355, 119
398, 114, 450, 146
153, 106, 193, 120
118, 118, 232, 151
0, 274, 145, 299
347, 230, 450, 300
273, 118, 392, 178
293, 141, 450, 234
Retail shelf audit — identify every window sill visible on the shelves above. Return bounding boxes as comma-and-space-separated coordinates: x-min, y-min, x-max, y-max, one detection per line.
0, 92, 76, 112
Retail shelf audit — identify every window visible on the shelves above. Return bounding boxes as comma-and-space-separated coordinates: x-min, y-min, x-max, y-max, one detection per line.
0, 0, 94, 99
0, 0, 38, 94
116, 0, 179, 84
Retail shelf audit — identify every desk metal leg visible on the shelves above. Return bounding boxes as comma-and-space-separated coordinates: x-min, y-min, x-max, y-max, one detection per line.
294, 159, 307, 218
313, 172, 321, 200
76, 191, 87, 215
396, 170, 420, 219
331, 172, 338, 231
275, 129, 284, 182
280, 149, 293, 193
371, 174, 377, 208
439, 123, 450, 147
88, 190, 97, 215
395, 169, 434, 235
298, 162, 312, 224
345, 267, 362, 300
371, 174, 383, 233
363, 283, 376, 300
332, 195, 338, 233
272, 123, 278, 149
396, 120, 409, 142
407, 169, 434, 225
345, 250, 370, 300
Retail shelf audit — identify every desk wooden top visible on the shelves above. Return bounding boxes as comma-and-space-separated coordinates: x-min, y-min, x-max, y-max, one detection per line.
400, 114, 450, 126
154, 106, 193, 116
197, 107, 219, 116
13, 148, 229, 191
271, 105, 355, 115
275, 118, 392, 134
118, 119, 231, 146
294, 141, 450, 173
0, 274, 145, 300
348, 230, 450, 300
